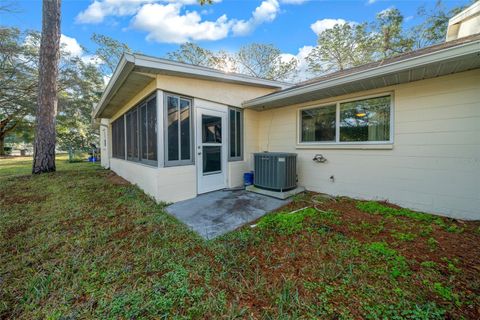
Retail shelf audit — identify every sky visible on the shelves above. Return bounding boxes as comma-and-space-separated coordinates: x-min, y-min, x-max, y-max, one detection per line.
1, 0, 470, 78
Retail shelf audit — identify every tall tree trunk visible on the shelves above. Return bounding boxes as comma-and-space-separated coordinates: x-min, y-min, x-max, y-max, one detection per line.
32, 0, 61, 174
0, 134, 5, 156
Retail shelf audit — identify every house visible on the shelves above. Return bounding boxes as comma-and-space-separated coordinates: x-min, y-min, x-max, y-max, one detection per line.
94, 6, 480, 220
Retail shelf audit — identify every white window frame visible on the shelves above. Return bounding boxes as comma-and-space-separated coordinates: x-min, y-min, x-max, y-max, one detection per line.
297, 92, 394, 146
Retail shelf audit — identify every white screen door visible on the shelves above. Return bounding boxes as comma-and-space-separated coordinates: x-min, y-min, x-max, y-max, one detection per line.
196, 107, 227, 194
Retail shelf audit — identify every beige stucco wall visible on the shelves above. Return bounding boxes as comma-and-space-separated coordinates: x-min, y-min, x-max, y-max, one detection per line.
255, 69, 480, 220
156, 74, 277, 107
104, 73, 275, 202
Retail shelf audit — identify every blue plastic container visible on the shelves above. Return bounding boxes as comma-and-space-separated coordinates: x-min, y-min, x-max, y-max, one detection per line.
243, 171, 254, 186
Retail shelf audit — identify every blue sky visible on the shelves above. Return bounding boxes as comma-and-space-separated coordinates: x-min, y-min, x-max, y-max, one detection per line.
2, 0, 469, 65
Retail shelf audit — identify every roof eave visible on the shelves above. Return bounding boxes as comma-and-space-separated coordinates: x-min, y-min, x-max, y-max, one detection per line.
242, 39, 480, 109
92, 53, 135, 119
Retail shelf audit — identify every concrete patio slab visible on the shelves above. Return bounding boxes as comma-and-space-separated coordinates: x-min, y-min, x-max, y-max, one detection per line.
166, 190, 290, 239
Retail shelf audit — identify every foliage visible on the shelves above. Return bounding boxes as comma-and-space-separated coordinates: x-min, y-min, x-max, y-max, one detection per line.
0, 28, 38, 154
235, 43, 298, 81
91, 33, 132, 75
413, 0, 472, 48
0, 28, 104, 155
373, 8, 414, 59
307, 23, 375, 73
167, 42, 235, 72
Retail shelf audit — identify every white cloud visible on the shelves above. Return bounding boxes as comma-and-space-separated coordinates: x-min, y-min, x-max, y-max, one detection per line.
280, 0, 308, 4
61, 34, 84, 57
76, 0, 156, 24
280, 45, 315, 82
132, 3, 231, 43
310, 18, 347, 35
367, 0, 378, 4
232, 0, 280, 36
76, 0, 220, 24
77, 0, 281, 43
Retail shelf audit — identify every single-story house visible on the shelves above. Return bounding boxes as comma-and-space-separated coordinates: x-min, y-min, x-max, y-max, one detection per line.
93, 6, 480, 220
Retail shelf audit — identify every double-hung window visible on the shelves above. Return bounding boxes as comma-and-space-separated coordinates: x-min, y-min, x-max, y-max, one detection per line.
299, 94, 392, 144
229, 107, 243, 161
165, 93, 193, 166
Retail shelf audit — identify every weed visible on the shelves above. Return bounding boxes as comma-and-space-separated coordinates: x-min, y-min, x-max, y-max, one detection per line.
356, 201, 445, 227
432, 282, 461, 306
365, 242, 410, 278
427, 237, 438, 251
257, 208, 316, 235
445, 224, 464, 234
391, 232, 416, 242
420, 261, 437, 269
441, 257, 461, 274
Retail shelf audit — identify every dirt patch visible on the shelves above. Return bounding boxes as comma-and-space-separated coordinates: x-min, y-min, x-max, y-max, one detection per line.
0, 191, 46, 205
106, 171, 130, 186
230, 192, 480, 319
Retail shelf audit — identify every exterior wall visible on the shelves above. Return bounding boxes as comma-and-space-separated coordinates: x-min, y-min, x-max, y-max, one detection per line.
255, 69, 480, 220
156, 74, 277, 107
99, 118, 110, 169
446, 1, 480, 41
105, 74, 275, 202
228, 108, 262, 187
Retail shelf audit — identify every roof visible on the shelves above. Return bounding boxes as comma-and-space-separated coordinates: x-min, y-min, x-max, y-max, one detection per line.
93, 53, 291, 119
243, 33, 480, 110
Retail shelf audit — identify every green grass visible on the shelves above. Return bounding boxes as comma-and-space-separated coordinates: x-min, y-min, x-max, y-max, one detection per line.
1, 156, 478, 319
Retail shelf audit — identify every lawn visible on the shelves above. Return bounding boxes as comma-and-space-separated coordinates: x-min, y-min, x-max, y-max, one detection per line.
1, 156, 479, 319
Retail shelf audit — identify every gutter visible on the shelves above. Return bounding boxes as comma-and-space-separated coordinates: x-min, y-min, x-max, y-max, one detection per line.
242, 39, 480, 108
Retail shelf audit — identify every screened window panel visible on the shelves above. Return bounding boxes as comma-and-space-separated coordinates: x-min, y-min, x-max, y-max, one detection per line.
167, 96, 179, 161
141, 104, 147, 160
112, 117, 125, 159
229, 109, 236, 158
228, 108, 242, 160
126, 109, 139, 160
300, 105, 336, 142
339, 96, 390, 142
180, 98, 191, 160
146, 98, 157, 161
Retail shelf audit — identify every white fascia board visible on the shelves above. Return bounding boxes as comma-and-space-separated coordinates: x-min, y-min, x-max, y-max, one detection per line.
243, 40, 480, 108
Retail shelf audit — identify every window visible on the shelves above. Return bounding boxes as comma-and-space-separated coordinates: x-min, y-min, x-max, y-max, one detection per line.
165, 93, 192, 166
299, 94, 392, 144
229, 108, 243, 161
110, 93, 157, 165
111, 116, 125, 159
301, 105, 336, 142
339, 96, 390, 142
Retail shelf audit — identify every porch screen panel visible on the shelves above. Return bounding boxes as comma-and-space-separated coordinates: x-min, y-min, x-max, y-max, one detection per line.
165, 93, 193, 166
228, 108, 243, 161
126, 109, 139, 161
140, 104, 148, 160
180, 98, 191, 160
146, 97, 157, 161
112, 116, 125, 159
167, 95, 179, 161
